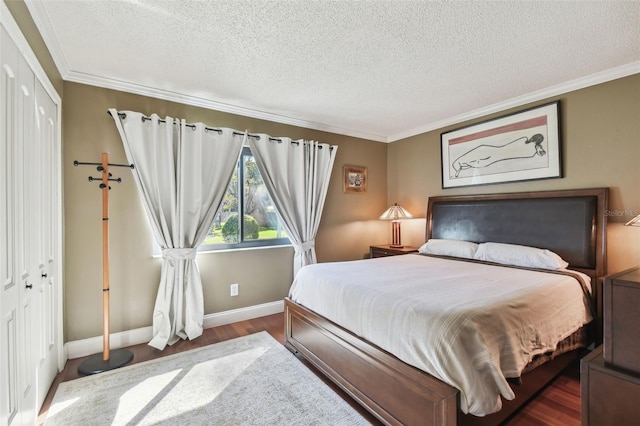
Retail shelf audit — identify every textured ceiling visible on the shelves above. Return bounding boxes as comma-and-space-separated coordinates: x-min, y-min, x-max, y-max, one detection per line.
27, 0, 640, 142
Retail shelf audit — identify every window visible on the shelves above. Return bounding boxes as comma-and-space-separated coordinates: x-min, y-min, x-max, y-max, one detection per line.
201, 146, 289, 251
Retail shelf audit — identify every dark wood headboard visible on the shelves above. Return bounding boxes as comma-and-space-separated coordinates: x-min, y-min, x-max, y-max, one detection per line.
426, 188, 608, 281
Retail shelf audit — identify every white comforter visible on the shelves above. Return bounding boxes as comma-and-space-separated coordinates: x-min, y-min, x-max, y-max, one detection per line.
288, 254, 592, 416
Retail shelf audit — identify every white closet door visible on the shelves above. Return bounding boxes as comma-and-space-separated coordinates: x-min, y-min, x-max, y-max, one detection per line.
0, 26, 20, 426
16, 48, 38, 425
34, 79, 58, 406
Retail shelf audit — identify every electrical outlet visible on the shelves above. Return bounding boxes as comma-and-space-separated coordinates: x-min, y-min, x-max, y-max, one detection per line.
230, 283, 239, 297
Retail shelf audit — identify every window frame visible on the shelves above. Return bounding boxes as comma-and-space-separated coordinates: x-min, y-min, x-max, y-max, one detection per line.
198, 146, 290, 252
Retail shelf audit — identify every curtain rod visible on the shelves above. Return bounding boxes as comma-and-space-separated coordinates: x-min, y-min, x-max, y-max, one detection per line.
108, 110, 332, 149
108, 110, 230, 136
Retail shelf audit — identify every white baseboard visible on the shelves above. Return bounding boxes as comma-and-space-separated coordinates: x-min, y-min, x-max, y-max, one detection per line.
64, 300, 284, 360
202, 300, 284, 329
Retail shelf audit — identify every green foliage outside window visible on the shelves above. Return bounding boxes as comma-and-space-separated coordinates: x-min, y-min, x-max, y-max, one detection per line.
221, 214, 260, 243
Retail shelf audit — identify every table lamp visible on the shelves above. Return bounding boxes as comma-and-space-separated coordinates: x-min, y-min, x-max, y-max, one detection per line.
379, 203, 413, 248
625, 213, 640, 227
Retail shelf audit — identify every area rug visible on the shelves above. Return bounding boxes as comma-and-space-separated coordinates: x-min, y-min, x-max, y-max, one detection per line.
46, 331, 371, 425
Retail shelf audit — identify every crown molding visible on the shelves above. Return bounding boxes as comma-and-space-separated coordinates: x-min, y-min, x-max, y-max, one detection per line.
387, 61, 640, 143
24, 0, 70, 80
64, 69, 389, 143
62, 61, 640, 145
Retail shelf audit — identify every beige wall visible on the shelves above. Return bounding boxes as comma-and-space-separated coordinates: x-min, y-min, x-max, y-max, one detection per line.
388, 74, 640, 274
62, 82, 388, 341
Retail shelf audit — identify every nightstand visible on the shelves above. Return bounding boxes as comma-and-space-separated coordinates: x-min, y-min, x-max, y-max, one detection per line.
581, 346, 640, 425
370, 244, 418, 258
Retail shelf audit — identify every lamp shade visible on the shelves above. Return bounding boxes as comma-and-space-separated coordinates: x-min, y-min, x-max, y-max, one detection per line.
379, 203, 414, 221
625, 214, 640, 227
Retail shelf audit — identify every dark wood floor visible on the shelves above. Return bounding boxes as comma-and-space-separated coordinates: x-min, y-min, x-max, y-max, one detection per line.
38, 313, 581, 425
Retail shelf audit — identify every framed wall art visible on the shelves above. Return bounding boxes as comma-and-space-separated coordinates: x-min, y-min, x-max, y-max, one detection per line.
441, 101, 561, 189
343, 165, 367, 193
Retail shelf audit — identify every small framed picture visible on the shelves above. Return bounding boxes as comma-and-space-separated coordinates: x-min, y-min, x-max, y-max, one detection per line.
343, 165, 367, 193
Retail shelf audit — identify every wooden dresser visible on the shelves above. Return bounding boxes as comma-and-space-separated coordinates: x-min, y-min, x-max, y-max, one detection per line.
581, 346, 640, 425
581, 266, 640, 425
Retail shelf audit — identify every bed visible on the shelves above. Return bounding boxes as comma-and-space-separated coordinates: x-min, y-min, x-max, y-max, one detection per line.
284, 188, 608, 426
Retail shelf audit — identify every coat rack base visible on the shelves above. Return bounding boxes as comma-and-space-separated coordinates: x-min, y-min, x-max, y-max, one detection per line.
77, 348, 134, 375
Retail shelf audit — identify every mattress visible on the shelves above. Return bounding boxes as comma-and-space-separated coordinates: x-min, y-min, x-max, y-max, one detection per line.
288, 254, 592, 416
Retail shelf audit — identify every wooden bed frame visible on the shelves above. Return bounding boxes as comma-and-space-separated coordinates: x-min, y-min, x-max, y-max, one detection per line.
284, 188, 608, 426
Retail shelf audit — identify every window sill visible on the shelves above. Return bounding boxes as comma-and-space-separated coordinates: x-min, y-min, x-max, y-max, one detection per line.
198, 244, 293, 255
151, 243, 293, 258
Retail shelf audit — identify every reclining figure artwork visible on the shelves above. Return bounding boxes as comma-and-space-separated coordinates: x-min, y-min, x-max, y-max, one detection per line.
452, 133, 546, 178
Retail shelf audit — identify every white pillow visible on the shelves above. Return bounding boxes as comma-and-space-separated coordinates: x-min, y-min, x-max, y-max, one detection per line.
418, 239, 479, 259
474, 242, 569, 270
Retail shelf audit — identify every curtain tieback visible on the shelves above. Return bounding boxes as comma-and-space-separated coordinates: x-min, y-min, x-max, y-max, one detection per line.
294, 240, 315, 254
162, 248, 197, 260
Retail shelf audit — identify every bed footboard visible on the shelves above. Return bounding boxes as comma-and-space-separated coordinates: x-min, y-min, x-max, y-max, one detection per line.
284, 298, 458, 426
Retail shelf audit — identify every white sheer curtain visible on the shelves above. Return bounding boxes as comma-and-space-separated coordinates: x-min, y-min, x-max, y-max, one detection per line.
248, 136, 337, 275
110, 109, 244, 350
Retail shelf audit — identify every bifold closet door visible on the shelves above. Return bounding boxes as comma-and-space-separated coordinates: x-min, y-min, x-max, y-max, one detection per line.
34, 78, 58, 405
1, 24, 59, 425
15, 40, 39, 425
0, 25, 21, 426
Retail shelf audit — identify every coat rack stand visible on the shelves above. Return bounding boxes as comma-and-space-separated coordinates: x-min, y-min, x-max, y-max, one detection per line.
75, 152, 135, 375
